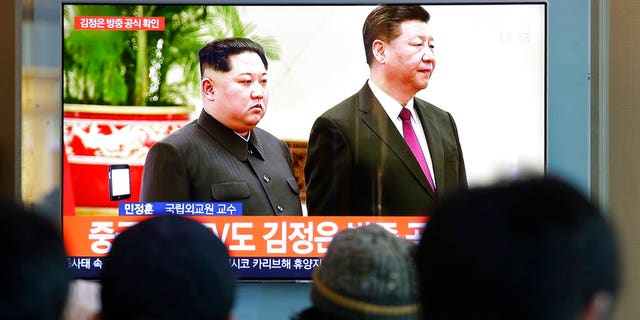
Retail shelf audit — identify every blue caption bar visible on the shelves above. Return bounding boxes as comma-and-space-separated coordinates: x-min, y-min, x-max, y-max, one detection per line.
118, 202, 243, 216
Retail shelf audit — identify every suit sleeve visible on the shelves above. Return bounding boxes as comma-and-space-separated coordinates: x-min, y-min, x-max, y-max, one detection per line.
304, 116, 353, 216
449, 113, 468, 190
139, 141, 190, 202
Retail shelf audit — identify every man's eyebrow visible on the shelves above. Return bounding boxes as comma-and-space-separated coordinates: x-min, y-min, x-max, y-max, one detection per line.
237, 72, 268, 76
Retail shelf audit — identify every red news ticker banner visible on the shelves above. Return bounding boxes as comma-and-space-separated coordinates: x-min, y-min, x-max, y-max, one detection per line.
64, 216, 428, 258
74, 16, 165, 31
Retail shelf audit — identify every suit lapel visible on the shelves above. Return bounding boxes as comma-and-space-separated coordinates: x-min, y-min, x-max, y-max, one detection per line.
357, 84, 436, 198
414, 99, 444, 195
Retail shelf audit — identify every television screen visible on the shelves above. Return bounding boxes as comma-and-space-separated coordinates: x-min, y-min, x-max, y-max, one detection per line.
61, 2, 547, 279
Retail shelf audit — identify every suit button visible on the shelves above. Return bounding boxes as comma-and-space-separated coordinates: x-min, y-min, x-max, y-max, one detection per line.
263, 175, 270, 182
277, 205, 283, 212
248, 149, 253, 155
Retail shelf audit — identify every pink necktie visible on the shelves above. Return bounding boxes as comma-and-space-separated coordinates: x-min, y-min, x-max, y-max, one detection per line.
399, 108, 435, 191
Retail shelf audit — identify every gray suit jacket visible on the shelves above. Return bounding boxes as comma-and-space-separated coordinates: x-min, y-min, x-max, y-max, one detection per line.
305, 83, 467, 216
140, 110, 303, 216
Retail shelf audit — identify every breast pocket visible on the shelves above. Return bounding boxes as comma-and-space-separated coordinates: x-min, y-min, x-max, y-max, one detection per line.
210, 181, 251, 201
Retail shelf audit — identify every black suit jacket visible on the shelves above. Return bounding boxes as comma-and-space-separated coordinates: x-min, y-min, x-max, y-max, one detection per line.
140, 110, 303, 216
305, 83, 467, 216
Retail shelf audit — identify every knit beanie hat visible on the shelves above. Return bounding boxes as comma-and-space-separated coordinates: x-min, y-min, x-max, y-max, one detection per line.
310, 224, 419, 320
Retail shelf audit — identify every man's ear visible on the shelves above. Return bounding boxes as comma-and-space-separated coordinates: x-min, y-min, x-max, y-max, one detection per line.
578, 292, 614, 320
372, 39, 387, 63
201, 77, 215, 101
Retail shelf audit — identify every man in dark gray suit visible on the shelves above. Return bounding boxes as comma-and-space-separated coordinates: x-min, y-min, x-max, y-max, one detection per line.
140, 38, 303, 216
305, 5, 467, 216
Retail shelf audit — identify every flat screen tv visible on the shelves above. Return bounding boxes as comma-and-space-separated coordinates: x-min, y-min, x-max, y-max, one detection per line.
61, 1, 547, 280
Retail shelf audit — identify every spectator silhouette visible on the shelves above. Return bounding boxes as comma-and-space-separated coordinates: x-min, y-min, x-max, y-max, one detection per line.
0, 199, 71, 320
98, 215, 235, 320
417, 176, 620, 320
292, 223, 419, 320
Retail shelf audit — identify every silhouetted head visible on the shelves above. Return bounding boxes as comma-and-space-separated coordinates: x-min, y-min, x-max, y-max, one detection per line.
100, 215, 235, 320
0, 199, 71, 320
417, 176, 619, 320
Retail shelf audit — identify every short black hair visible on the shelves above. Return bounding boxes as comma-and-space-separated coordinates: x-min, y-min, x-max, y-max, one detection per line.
0, 199, 71, 320
199, 37, 268, 75
100, 215, 235, 320
362, 5, 430, 66
416, 176, 619, 320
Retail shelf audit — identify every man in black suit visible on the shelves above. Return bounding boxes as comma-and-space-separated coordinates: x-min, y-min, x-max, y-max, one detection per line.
305, 5, 467, 216
140, 38, 303, 216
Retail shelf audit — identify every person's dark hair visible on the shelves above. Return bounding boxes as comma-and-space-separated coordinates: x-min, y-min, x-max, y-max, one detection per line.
0, 199, 71, 320
362, 5, 430, 66
100, 215, 235, 320
416, 176, 619, 320
199, 37, 268, 75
